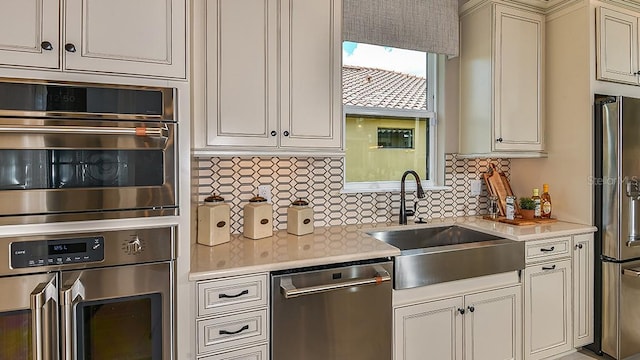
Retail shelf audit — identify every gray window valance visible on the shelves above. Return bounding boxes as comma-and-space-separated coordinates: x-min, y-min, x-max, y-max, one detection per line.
343, 0, 459, 56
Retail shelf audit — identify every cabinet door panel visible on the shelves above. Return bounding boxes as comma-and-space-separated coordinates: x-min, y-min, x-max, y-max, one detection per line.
64, 0, 186, 78
596, 7, 638, 84
573, 234, 594, 347
0, 0, 59, 69
465, 285, 522, 360
205, 0, 278, 147
394, 297, 463, 360
280, 0, 342, 148
494, 5, 544, 151
524, 259, 572, 360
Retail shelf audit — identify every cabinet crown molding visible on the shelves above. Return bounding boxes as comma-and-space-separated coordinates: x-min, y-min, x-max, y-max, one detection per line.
461, 0, 580, 15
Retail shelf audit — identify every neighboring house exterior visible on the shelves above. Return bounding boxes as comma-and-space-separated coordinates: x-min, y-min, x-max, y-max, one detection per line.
342, 65, 430, 182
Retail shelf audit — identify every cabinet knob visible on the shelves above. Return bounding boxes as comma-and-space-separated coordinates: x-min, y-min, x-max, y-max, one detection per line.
496, 137, 503, 143
283, 131, 290, 137
457, 308, 465, 315
40, 41, 53, 51
270, 130, 277, 137
575, 243, 583, 250
467, 305, 475, 313
64, 43, 77, 53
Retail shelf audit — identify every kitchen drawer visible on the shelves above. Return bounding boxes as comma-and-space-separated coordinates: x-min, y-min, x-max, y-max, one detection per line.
199, 344, 269, 360
198, 274, 268, 316
197, 309, 268, 355
526, 237, 571, 264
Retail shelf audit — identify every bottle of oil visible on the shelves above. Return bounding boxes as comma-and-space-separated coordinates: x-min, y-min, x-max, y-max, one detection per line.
532, 188, 541, 218
541, 184, 552, 218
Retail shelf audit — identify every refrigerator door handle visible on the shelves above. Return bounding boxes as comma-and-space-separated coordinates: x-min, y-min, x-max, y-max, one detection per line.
622, 267, 640, 277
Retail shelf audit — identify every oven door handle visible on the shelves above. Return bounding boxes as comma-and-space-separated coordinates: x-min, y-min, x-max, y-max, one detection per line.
280, 270, 391, 299
61, 277, 86, 360
31, 275, 58, 360
0, 124, 169, 139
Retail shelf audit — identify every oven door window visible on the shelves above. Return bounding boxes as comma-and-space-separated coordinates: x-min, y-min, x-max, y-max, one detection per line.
0, 149, 163, 190
76, 294, 162, 360
0, 309, 31, 359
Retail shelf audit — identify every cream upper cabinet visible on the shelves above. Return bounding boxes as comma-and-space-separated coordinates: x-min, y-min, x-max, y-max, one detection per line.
192, 0, 342, 154
459, 2, 545, 157
572, 233, 594, 347
394, 285, 521, 360
523, 259, 572, 360
596, 6, 639, 84
0, 0, 60, 69
0, 0, 186, 78
64, 0, 186, 78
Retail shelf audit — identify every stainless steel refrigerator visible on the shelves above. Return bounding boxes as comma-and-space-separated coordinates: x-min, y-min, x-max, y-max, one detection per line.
592, 95, 640, 359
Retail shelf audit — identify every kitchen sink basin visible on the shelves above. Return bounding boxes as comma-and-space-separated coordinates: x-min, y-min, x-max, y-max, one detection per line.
368, 225, 525, 289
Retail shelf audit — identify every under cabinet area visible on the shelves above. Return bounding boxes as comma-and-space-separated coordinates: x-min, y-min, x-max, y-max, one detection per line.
394, 278, 522, 360
192, 0, 342, 155
459, 1, 545, 157
196, 273, 270, 359
0, 0, 186, 78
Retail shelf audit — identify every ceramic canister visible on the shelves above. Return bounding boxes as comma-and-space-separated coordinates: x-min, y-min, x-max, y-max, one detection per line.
197, 194, 230, 246
287, 199, 314, 236
243, 195, 273, 239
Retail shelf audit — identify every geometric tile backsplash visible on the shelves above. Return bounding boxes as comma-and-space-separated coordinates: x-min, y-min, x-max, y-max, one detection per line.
195, 154, 511, 234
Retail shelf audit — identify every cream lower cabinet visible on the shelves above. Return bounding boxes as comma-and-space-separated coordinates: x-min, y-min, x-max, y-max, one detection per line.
196, 273, 269, 359
0, 0, 186, 78
192, 0, 342, 154
459, 1, 545, 157
394, 284, 522, 360
523, 259, 572, 360
572, 234, 594, 347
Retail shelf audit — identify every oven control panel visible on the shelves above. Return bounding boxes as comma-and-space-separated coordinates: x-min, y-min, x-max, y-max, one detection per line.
10, 236, 105, 268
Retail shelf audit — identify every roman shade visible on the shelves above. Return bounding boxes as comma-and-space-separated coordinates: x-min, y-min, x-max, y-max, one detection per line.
343, 0, 459, 56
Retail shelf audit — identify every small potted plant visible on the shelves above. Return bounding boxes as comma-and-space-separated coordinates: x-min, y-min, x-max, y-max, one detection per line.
519, 197, 536, 219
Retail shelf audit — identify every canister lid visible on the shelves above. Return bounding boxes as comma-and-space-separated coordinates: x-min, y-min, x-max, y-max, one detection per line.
291, 199, 309, 206
204, 193, 225, 203
249, 195, 267, 203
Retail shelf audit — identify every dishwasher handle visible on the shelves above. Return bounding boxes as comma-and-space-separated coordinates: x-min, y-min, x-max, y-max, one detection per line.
280, 270, 391, 299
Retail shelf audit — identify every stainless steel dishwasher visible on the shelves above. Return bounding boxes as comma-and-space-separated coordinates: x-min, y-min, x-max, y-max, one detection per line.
271, 258, 393, 360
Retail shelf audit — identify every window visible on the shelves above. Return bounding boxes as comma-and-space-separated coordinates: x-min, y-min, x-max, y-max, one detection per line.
342, 42, 439, 192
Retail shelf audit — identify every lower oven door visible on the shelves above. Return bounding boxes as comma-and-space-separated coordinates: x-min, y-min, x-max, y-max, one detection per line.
61, 262, 173, 360
0, 273, 59, 360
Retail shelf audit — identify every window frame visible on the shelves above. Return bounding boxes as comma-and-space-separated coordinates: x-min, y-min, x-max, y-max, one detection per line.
341, 53, 445, 193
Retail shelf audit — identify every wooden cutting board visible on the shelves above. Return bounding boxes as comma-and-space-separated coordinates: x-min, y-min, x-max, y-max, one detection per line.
483, 163, 516, 216
482, 215, 558, 226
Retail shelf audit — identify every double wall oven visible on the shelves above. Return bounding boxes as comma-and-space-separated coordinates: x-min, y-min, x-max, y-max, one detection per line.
0, 226, 176, 360
0, 78, 177, 225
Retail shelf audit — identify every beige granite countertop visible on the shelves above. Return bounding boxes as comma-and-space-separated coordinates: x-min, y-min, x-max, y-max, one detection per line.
189, 216, 597, 281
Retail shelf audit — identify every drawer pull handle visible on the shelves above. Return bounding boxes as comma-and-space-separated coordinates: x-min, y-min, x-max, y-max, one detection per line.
542, 265, 556, 271
219, 324, 249, 335
219, 289, 249, 299
540, 246, 555, 252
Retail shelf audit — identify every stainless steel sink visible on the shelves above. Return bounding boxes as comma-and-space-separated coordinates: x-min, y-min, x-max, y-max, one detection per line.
368, 225, 525, 289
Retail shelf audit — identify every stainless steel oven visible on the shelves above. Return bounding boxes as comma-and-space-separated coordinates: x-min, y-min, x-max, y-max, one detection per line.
0, 78, 177, 225
0, 226, 175, 360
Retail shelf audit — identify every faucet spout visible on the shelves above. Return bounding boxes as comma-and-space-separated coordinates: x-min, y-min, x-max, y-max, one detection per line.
399, 170, 426, 225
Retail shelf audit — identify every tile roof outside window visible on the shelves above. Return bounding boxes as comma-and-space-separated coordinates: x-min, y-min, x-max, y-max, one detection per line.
342, 65, 427, 110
